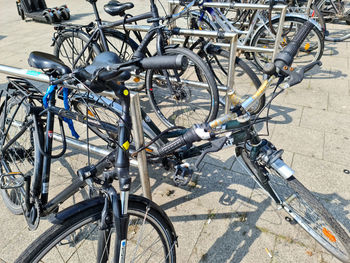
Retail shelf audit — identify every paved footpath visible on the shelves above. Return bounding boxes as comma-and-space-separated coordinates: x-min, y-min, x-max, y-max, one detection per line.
0, 1, 350, 262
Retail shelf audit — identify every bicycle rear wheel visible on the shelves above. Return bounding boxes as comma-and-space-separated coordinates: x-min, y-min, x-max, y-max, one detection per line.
0, 94, 42, 215
237, 147, 350, 262
53, 30, 101, 68
15, 197, 177, 263
146, 47, 219, 128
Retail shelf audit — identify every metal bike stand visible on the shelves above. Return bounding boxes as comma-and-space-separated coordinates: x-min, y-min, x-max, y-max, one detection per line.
168, 0, 288, 62
0, 65, 153, 197
112, 24, 238, 113
130, 92, 152, 199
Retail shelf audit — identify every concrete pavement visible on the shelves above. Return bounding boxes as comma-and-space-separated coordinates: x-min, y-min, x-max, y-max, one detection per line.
0, 1, 350, 262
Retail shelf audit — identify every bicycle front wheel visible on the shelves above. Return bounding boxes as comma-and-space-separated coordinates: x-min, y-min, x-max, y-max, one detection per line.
146, 47, 219, 128
251, 16, 324, 71
15, 197, 177, 263
238, 148, 350, 262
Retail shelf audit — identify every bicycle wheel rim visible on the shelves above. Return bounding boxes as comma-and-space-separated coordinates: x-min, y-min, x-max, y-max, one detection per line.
269, 170, 350, 262
203, 50, 264, 115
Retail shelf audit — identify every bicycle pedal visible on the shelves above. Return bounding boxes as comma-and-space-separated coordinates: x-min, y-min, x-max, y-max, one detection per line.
173, 163, 193, 186
0, 172, 24, 189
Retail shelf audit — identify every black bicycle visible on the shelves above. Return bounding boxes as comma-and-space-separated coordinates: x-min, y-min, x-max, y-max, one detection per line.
0, 51, 184, 262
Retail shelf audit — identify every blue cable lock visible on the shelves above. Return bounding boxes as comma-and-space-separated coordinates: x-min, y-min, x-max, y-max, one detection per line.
43, 85, 79, 139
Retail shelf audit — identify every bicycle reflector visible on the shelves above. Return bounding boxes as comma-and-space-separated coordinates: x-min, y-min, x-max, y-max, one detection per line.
323, 228, 336, 242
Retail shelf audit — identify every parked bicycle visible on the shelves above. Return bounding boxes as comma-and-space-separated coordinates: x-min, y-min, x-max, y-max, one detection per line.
169, 0, 324, 71
133, 20, 350, 262
315, 0, 350, 41
0, 51, 184, 262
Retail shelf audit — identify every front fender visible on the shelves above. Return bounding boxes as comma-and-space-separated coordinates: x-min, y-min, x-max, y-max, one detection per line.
50, 195, 177, 244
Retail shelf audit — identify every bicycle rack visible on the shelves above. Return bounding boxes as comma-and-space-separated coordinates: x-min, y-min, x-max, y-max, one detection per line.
112, 24, 238, 113
168, 0, 288, 62
0, 64, 152, 199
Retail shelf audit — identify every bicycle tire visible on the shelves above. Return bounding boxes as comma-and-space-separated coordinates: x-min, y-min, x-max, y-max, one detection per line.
309, 3, 327, 35
0, 95, 42, 215
237, 147, 350, 262
15, 197, 177, 263
53, 29, 101, 69
145, 47, 219, 128
251, 16, 324, 71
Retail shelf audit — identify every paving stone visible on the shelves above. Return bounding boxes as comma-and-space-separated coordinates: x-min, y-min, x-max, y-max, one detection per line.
300, 107, 350, 136
283, 85, 329, 110
270, 126, 324, 159
324, 132, 350, 166
328, 93, 350, 114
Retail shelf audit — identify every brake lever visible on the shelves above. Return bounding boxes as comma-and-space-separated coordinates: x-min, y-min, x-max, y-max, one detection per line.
194, 136, 228, 170
285, 60, 322, 87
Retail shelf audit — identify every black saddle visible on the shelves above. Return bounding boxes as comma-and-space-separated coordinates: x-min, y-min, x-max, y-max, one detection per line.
104, 0, 134, 16
28, 51, 71, 75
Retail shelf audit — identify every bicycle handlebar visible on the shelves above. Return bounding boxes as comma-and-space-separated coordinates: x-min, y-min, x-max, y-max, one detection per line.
51, 54, 188, 85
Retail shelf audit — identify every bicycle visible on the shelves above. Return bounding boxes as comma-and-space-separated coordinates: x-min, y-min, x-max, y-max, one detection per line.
169, 0, 325, 71
132, 20, 350, 262
314, 0, 350, 41
52, 0, 219, 128
1, 51, 184, 262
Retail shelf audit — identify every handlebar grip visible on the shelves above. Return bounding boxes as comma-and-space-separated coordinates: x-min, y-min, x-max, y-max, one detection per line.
140, 55, 188, 70
274, 20, 315, 69
158, 126, 202, 156
158, 136, 187, 156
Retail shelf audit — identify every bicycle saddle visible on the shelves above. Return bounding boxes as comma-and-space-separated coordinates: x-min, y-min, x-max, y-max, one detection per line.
104, 0, 134, 16
28, 51, 71, 75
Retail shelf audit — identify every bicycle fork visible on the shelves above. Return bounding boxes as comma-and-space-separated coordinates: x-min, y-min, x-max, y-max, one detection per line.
98, 168, 131, 263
